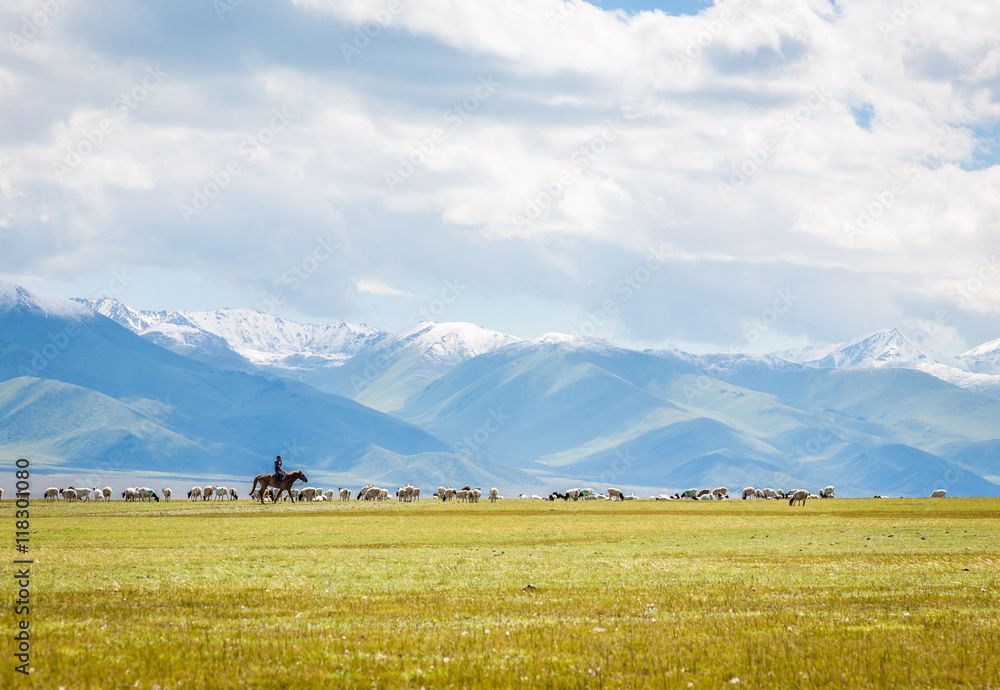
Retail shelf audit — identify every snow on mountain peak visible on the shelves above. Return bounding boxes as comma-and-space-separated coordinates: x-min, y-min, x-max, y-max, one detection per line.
390, 321, 521, 363
781, 328, 952, 370
1, 281, 95, 321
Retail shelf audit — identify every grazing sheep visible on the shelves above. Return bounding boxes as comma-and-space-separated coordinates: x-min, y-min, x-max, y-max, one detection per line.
741, 487, 756, 500
299, 487, 318, 502
455, 489, 469, 503
122, 488, 137, 502
202, 485, 215, 501
530, 494, 543, 500
712, 487, 729, 499
364, 487, 381, 501
699, 493, 714, 500
44, 487, 60, 501
378, 488, 389, 501
188, 486, 202, 500
470, 488, 482, 503
788, 489, 809, 506
761, 488, 776, 499
102, 487, 113, 500
339, 488, 351, 501
214, 486, 228, 500
930, 489, 947, 498
819, 486, 835, 498
61, 488, 78, 502
136, 487, 160, 502
441, 487, 456, 502
160, 488, 172, 501
489, 487, 500, 503
696, 489, 711, 498
519, 493, 529, 499
566, 488, 582, 501
623, 492, 638, 501
754, 489, 764, 499
412, 487, 420, 501
607, 488, 624, 501
229, 487, 238, 500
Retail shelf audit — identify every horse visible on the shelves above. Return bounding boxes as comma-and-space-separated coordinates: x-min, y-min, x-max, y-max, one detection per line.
249, 470, 308, 504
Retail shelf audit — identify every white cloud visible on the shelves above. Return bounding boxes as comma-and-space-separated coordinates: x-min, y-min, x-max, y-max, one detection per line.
0, 0, 998, 353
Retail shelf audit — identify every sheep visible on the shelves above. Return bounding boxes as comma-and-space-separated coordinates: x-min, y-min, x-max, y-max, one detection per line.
68, 486, 92, 501
754, 489, 764, 499
159, 488, 171, 501
623, 492, 638, 500
696, 489, 711, 498
357, 485, 373, 500
228, 487, 238, 500
441, 487, 456, 502
930, 489, 947, 498
699, 493, 715, 500
102, 487, 113, 500
607, 488, 624, 501
214, 486, 228, 500
136, 487, 160, 502
761, 488, 776, 499
566, 488, 582, 501
93, 487, 105, 501
202, 485, 215, 501
530, 494, 543, 500
788, 489, 809, 506
62, 488, 78, 502
339, 487, 351, 501
455, 489, 469, 503
741, 487, 756, 500
519, 493, 529, 499
712, 487, 729, 499
44, 487, 60, 501
470, 488, 482, 503
489, 487, 500, 502
122, 488, 137, 502
413, 487, 421, 501
299, 487, 317, 502
364, 487, 381, 501
819, 486, 835, 498
188, 486, 202, 500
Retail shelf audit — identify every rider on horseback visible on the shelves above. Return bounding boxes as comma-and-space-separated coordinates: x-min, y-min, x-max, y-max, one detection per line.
273, 455, 286, 483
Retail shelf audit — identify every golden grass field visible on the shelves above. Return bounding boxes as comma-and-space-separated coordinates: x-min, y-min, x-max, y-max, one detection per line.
2, 495, 999, 688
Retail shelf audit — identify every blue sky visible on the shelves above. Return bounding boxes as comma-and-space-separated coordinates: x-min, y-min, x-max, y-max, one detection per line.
1, 0, 999, 355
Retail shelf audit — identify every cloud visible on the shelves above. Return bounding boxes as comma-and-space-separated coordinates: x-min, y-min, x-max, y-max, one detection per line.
0, 0, 998, 354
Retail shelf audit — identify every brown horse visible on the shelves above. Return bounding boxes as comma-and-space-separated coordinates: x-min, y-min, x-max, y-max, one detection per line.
249, 469, 308, 504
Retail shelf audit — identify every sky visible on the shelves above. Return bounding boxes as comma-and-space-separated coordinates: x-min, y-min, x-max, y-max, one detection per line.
1, 0, 999, 356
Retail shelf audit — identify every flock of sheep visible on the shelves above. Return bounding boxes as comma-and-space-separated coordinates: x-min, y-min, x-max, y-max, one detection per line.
16, 482, 951, 505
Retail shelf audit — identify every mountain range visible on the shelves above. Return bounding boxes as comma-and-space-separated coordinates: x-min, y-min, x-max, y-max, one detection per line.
1, 281, 998, 497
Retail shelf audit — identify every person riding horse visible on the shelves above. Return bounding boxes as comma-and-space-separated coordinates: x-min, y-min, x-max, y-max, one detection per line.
273, 455, 286, 483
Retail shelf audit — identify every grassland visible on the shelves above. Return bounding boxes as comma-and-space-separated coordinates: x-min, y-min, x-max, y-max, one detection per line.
2, 497, 999, 688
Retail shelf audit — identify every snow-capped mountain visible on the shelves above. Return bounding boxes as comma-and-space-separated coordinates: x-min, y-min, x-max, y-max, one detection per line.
5, 281, 1000, 495
778, 328, 1000, 401
3, 283, 532, 490
78, 298, 388, 376
962, 338, 1000, 375
311, 321, 522, 413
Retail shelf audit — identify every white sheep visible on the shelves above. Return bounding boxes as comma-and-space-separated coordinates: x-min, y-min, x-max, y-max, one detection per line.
44, 487, 60, 501
930, 489, 947, 498
61, 488, 78, 502
339, 487, 351, 501
489, 488, 500, 502
299, 487, 317, 502
788, 489, 809, 506
761, 488, 776, 499
819, 485, 835, 498
741, 487, 756, 500
161, 488, 172, 501
188, 486, 202, 500
712, 487, 729, 499
470, 488, 482, 503
607, 488, 624, 501
202, 485, 215, 501
102, 487, 113, 500
229, 487, 238, 500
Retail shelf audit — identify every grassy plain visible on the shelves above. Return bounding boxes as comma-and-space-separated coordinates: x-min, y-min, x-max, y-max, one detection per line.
2, 496, 999, 688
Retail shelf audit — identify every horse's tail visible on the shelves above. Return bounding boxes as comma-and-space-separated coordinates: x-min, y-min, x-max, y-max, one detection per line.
249, 475, 260, 498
